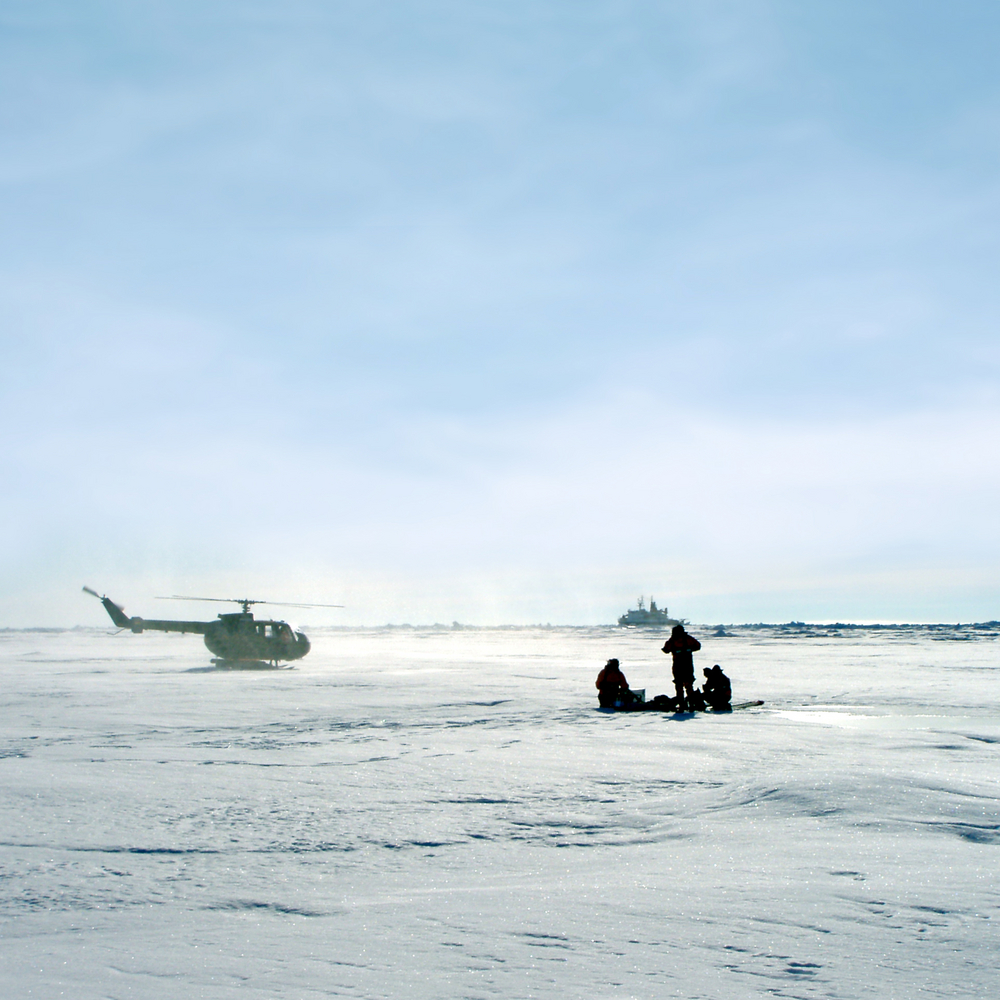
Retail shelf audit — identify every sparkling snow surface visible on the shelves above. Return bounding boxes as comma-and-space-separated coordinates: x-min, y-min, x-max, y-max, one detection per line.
1, 625, 998, 999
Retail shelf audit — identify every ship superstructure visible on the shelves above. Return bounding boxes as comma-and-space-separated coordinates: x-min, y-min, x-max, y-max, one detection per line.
617, 596, 684, 628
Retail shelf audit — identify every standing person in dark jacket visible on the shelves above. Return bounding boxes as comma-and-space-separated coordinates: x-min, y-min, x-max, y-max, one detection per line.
702, 664, 732, 712
596, 658, 632, 708
661, 625, 701, 711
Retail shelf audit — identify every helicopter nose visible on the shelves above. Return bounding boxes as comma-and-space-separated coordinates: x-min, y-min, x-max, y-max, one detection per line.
297, 633, 311, 655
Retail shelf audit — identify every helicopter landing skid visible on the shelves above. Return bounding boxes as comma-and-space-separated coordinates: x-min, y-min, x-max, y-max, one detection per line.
210, 658, 292, 670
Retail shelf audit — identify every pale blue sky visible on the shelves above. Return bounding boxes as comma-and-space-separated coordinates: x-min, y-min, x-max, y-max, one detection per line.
3, 1, 999, 625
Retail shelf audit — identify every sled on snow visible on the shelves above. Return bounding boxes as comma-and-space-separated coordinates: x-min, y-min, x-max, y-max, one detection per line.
598, 690, 764, 714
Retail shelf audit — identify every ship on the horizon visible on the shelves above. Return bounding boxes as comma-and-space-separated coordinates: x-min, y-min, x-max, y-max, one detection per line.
617, 596, 685, 629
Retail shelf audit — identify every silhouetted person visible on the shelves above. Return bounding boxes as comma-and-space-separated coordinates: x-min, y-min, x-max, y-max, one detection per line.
661, 625, 701, 711
703, 664, 732, 712
596, 658, 632, 708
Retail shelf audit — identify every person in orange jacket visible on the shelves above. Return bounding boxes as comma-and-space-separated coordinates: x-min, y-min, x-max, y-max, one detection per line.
596, 658, 632, 708
661, 625, 701, 711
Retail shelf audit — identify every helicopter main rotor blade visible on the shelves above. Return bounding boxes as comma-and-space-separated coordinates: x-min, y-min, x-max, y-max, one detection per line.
155, 595, 259, 604
255, 601, 345, 609
155, 595, 343, 608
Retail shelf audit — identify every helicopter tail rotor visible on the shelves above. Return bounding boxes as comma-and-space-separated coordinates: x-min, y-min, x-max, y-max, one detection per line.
82, 586, 134, 629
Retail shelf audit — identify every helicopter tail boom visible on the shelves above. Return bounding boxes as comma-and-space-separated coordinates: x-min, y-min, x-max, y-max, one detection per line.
126, 618, 210, 635
84, 588, 209, 635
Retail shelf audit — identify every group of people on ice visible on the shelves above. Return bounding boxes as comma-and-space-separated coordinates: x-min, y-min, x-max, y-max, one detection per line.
596, 624, 732, 713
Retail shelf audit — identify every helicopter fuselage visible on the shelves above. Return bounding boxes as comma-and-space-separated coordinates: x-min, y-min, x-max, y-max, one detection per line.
97, 596, 310, 663
203, 613, 310, 662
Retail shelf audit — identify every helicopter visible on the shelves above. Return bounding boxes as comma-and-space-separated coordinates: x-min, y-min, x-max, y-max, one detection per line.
83, 587, 341, 666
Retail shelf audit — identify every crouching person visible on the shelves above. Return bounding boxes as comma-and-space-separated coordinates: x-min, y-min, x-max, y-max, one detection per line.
703, 664, 732, 712
596, 658, 636, 708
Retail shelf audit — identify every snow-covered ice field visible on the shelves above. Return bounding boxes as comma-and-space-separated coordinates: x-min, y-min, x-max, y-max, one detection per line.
1, 623, 998, 999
